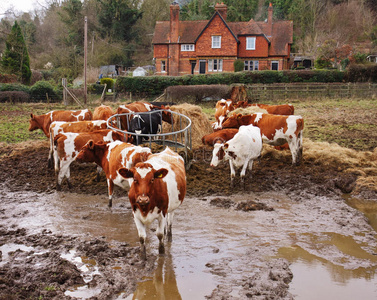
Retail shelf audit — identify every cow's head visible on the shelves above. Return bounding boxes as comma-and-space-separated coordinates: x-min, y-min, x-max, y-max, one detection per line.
160, 105, 173, 124
119, 163, 168, 211
215, 99, 233, 122
210, 142, 227, 167
28, 113, 40, 131
76, 140, 106, 163
222, 114, 241, 129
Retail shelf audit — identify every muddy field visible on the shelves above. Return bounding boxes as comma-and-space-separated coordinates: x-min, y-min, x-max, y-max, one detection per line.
0, 99, 377, 299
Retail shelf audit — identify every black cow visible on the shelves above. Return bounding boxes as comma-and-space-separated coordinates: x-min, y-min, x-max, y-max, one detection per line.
129, 110, 163, 145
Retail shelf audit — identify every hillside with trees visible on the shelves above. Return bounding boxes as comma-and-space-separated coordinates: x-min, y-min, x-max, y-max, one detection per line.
0, 0, 376, 84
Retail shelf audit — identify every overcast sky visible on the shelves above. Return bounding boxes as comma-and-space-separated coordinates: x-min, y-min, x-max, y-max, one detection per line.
0, 0, 46, 16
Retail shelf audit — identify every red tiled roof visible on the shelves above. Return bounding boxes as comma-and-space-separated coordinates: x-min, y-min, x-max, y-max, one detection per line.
258, 20, 293, 56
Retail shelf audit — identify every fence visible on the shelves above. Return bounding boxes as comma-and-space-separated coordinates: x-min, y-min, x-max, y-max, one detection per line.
246, 82, 377, 101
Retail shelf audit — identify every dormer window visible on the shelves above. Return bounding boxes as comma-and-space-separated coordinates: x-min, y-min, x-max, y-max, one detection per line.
212, 36, 221, 48
246, 37, 256, 50
181, 44, 195, 51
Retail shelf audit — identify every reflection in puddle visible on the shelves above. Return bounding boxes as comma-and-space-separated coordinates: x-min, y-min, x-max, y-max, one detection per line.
345, 196, 377, 233
61, 250, 102, 298
124, 254, 181, 300
278, 245, 377, 299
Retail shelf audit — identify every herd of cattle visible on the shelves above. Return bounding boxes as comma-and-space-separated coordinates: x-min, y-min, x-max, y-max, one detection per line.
27, 99, 303, 259
202, 99, 304, 187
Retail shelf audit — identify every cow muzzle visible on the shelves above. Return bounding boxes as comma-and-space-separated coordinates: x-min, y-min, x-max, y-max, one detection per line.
136, 195, 150, 206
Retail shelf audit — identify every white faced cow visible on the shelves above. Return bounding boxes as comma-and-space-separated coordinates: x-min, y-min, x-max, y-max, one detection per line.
210, 124, 262, 188
75, 140, 152, 207
222, 113, 304, 165
118, 147, 186, 260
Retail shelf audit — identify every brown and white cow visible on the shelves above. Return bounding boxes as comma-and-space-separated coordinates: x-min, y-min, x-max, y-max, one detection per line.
29, 109, 93, 137
53, 129, 125, 190
213, 99, 234, 130
75, 140, 152, 207
93, 104, 114, 121
235, 101, 295, 115
116, 101, 172, 131
202, 128, 239, 146
118, 147, 186, 260
48, 120, 108, 168
222, 113, 304, 165
213, 99, 295, 130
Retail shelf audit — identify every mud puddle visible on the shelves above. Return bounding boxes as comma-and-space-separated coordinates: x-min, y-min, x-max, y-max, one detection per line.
1, 186, 377, 299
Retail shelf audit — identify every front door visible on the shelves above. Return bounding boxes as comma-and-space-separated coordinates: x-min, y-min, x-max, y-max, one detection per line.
191, 61, 196, 74
199, 60, 206, 74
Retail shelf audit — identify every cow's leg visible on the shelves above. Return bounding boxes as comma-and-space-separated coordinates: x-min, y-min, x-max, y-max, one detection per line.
241, 159, 253, 190
134, 216, 147, 260
229, 160, 236, 187
107, 179, 114, 207
166, 212, 175, 242
48, 145, 53, 169
96, 166, 102, 182
57, 161, 70, 189
54, 149, 60, 175
156, 215, 166, 255
288, 139, 301, 166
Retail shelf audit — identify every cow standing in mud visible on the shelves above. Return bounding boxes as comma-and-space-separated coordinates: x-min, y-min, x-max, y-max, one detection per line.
118, 147, 186, 260
210, 125, 263, 188
75, 140, 152, 207
53, 129, 125, 190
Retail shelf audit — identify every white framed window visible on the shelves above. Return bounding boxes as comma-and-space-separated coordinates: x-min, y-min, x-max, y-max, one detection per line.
212, 36, 221, 48
208, 59, 223, 72
271, 61, 279, 70
246, 37, 256, 50
181, 44, 195, 51
161, 60, 166, 72
244, 60, 259, 71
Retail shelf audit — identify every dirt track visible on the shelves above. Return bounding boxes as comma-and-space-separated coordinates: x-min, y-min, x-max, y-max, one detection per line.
0, 138, 376, 299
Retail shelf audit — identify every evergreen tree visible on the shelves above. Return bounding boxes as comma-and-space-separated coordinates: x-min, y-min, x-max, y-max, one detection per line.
1, 21, 31, 84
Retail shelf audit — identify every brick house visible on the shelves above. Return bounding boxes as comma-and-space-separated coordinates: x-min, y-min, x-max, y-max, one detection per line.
152, 2, 293, 76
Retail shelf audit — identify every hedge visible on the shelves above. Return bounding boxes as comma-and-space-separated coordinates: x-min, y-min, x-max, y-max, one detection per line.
115, 69, 348, 97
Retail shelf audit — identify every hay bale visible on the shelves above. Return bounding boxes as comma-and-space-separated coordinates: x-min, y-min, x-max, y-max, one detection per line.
162, 103, 213, 149
230, 106, 268, 116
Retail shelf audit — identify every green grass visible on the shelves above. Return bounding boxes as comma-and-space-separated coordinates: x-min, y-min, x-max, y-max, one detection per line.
0, 97, 376, 151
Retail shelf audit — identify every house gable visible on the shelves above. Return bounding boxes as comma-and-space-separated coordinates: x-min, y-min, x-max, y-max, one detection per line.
195, 12, 238, 57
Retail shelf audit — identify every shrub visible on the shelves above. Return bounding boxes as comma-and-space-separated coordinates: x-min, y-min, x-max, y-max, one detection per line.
115, 69, 346, 97
0, 91, 30, 103
0, 83, 30, 93
88, 83, 106, 94
0, 74, 18, 83
30, 81, 60, 102
346, 64, 377, 82
314, 57, 332, 69
100, 78, 114, 90
234, 60, 244, 72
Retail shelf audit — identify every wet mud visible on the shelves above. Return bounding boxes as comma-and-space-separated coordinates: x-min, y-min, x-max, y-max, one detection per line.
0, 141, 376, 299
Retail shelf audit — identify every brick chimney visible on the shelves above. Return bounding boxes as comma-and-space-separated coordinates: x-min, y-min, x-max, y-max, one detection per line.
215, 2, 227, 21
268, 2, 273, 24
170, 2, 180, 43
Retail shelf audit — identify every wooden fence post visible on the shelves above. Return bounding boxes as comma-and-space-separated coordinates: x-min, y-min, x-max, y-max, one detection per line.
62, 78, 68, 105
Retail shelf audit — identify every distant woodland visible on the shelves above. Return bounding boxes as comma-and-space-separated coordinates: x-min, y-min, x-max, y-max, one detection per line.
0, 0, 376, 82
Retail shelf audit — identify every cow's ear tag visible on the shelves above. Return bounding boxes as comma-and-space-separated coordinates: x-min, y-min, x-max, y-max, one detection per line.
157, 173, 163, 178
